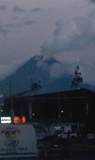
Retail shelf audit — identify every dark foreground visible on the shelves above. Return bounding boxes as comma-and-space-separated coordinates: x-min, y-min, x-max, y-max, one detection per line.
38, 136, 95, 159
39, 153, 95, 160
1, 153, 95, 160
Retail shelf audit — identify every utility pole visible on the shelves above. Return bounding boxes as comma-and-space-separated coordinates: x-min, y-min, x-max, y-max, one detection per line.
29, 101, 32, 121
9, 80, 14, 123
0, 94, 4, 124
58, 94, 61, 125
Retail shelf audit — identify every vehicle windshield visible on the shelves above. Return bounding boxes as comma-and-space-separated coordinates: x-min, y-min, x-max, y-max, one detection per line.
0, 0, 95, 159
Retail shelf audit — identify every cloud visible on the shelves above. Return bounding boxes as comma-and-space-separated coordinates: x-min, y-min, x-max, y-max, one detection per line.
5, 22, 21, 28
31, 8, 42, 12
0, 60, 27, 81
41, 14, 95, 58
0, 28, 7, 35
23, 20, 36, 26
13, 5, 26, 12
0, 22, 9, 34
11, 16, 18, 20
89, 9, 95, 18
91, 0, 95, 3
0, 5, 7, 10
6, 23, 15, 27
39, 9, 95, 86
49, 63, 65, 78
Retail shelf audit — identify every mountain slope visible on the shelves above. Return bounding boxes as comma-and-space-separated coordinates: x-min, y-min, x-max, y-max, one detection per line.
0, 56, 94, 96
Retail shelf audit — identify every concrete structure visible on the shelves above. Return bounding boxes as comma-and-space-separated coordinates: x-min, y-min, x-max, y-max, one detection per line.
4, 88, 95, 126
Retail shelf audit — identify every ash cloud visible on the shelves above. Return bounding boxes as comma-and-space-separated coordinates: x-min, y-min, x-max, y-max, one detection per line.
41, 14, 95, 57
40, 9, 95, 85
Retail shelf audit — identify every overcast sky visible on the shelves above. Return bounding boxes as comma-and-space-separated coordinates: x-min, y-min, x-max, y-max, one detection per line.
0, 0, 95, 85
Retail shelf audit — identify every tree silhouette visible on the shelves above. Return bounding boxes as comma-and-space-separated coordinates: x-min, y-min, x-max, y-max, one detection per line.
31, 80, 42, 94
71, 65, 83, 89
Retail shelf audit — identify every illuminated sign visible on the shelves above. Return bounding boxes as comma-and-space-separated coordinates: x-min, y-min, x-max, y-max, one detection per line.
14, 116, 26, 123
0, 117, 26, 124
1, 117, 11, 124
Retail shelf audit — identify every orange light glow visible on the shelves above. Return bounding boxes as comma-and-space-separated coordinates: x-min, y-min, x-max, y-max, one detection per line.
22, 116, 26, 123
14, 116, 26, 123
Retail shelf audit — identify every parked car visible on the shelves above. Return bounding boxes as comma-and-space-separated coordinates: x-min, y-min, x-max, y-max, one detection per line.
55, 129, 78, 139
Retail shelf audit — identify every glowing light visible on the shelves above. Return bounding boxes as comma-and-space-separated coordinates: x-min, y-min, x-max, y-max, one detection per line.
14, 116, 26, 123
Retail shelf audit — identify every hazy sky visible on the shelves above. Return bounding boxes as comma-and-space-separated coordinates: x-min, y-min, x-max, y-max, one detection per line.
0, 0, 95, 85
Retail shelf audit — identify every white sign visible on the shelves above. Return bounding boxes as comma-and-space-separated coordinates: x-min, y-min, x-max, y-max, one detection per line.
1, 117, 11, 124
0, 124, 38, 159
